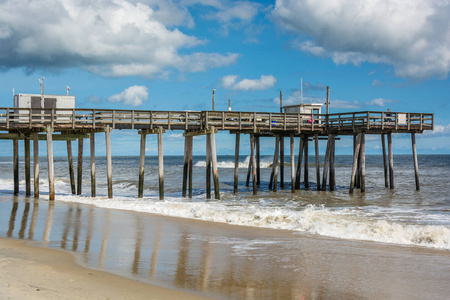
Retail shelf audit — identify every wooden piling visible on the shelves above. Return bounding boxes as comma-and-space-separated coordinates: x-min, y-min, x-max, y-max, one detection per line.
182, 135, 188, 198
33, 132, 39, 198
388, 132, 394, 189
330, 134, 336, 191
188, 136, 193, 199
77, 137, 83, 195
321, 135, 331, 191
66, 141, 76, 194
256, 135, 260, 185
349, 133, 362, 194
46, 126, 55, 201
411, 133, 420, 190
209, 127, 220, 200
250, 133, 257, 195
206, 133, 211, 199
381, 134, 389, 188
13, 139, 19, 195
360, 132, 366, 193
105, 125, 113, 198
90, 132, 96, 197
270, 135, 280, 192
314, 134, 320, 191
246, 135, 252, 187
24, 138, 31, 196
304, 136, 309, 189
158, 127, 164, 200
290, 135, 295, 193
233, 133, 240, 194
138, 132, 146, 198
295, 135, 304, 189
280, 136, 284, 188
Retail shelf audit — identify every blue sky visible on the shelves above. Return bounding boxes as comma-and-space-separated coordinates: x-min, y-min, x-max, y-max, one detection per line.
0, 0, 449, 156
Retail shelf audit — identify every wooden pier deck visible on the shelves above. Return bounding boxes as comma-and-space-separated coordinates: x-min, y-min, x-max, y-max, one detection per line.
0, 107, 434, 200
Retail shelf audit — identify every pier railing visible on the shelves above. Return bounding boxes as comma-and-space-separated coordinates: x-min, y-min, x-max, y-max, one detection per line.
0, 107, 433, 133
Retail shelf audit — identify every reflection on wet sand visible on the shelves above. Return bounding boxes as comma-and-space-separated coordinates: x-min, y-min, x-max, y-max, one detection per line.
2, 198, 450, 300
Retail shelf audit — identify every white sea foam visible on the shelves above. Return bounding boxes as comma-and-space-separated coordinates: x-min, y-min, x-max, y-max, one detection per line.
194, 156, 273, 169
52, 193, 450, 251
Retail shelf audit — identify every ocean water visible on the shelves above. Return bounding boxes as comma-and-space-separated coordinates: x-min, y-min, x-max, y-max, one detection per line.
0, 154, 449, 251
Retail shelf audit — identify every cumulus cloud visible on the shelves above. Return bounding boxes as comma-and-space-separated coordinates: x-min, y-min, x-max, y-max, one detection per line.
222, 74, 276, 91
272, 0, 450, 79
365, 98, 394, 107
424, 124, 450, 136
0, 0, 238, 77
108, 85, 149, 107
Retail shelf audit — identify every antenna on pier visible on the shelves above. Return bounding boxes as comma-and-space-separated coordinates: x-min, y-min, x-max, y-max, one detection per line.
66, 86, 70, 95
300, 78, 303, 105
12, 88, 15, 96
38, 77, 45, 104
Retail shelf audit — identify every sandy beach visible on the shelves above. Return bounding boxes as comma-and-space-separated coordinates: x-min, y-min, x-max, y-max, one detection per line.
1, 195, 450, 299
0, 237, 209, 300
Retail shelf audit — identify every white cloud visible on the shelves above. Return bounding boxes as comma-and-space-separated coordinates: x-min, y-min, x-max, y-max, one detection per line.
221, 74, 277, 91
108, 85, 149, 107
365, 98, 394, 107
0, 0, 238, 77
424, 124, 450, 136
272, 0, 450, 79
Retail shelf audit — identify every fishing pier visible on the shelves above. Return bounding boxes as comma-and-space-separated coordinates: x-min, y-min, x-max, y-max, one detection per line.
0, 107, 433, 200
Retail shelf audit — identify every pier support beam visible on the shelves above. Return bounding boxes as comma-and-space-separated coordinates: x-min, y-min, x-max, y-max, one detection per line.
77, 137, 83, 195
269, 135, 280, 191
349, 133, 362, 194
388, 132, 394, 189
13, 139, 19, 195
330, 134, 336, 191
280, 136, 284, 188
209, 127, 220, 200
46, 126, 55, 201
304, 136, 309, 189
233, 133, 240, 194
381, 134, 389, 188
250, 133, 257, 195
90, 132, 96, 197
256, 135, 260, 186
314, 134, 320, 191
158, 127, 164, 200
105, 125, 113, 198
66, 141, 75, 194
411, 133, 420, 190
322, 135, 331, 191
360, 132, 366, 193
295, 135, 304, 189
206, 134, 211, 199
138, 132, 146, 198
188, 136, 193, 198
290, 135, 295, 193
33, 132, 39, 198
24, 138, 31, 196
246, 135, 252, 187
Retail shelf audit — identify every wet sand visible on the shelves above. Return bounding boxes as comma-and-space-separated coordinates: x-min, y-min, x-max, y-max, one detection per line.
1, 195, 450, 299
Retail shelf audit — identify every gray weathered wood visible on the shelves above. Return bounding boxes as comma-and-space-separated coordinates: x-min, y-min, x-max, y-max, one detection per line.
330, 134, 336, 191
411, 133, 420, 190
290, 135, 295, 193
360, 132, 366, 193
206, 133, 211, 199
13, 139, 19, 195
138, 132, 146, 198
188, 136, 193, 199
182, 135, 188, 198
77, 137, 83, 195
66, 140, 75, 194
233, 133, 240, 194
46, 126, 55, 200
271, 135, 280, 192
381, 134, 388, 187
158, 127, 164, 200
280, 136, 284, 188
314, 134, 320, 191
33, 132, 39, 198
90, 132, 96, 197
349, 133, 362, 194
250, 134, 257, 195
24, 138, 31, 196
322, 135, 331, 191
246, 135, 252, 187
304, 136, 309, 189
210, 127, 220, 199
388, 132, 394, 189
105, 125, 113, 198
256, 135, 260, 185
295, 136, 304, 189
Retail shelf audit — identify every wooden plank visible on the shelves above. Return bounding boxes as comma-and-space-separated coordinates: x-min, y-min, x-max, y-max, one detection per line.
105, 125, 113, 198
46, 126, 55, 200
24, 138, 31, 196
33, 132, 39, 198
77, 137, 83, 195
90, 132, 96, 197
388, 132, 394, 189
138, 132, 146, 198
158, 127, 164, 200
66, 140, 76, 194
233, 133, 240, 194
13, 139, 19, 195
411, 133, 420, 190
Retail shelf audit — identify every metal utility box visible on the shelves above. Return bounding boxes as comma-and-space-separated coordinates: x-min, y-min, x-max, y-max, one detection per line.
283, 103, 323, 124
14, 94, 75, 122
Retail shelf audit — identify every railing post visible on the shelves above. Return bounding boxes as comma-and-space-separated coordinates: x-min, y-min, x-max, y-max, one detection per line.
222, 112, 225, 130
6, 108, 9, 129
420, 114, 423, 131
239, 112, 242, 130
92, 109, 96, 129
131, 110, 135, 129
407, 113, 410, 130
112, 110, 116, 129
254, 112, 257, 132
51, 109, 55, 128
185, 111, 189, 130
168, 111, 171, 130
269, 113, 272, 130
29, 109, 32, 129
284, 113, 287, 131
366, 112, 370, 129
382, 112, 385, 130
